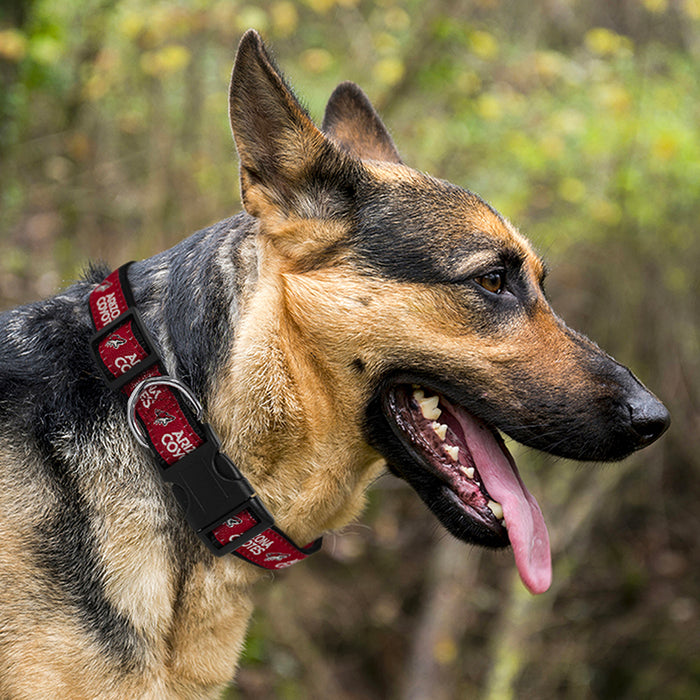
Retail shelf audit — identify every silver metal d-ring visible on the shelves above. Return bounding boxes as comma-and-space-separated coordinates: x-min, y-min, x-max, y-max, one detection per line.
126, 376, 204, 449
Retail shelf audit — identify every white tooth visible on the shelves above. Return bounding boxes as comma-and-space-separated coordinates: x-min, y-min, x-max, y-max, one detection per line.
465, 466, 475, 479
445, 445, 459, 461
418, 395, 441, 420
413, 388, 425, 401
487, 500, 504, 521
432, 422, 447, 440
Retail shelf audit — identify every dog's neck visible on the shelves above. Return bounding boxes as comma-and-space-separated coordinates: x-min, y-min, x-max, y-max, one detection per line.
209, 229, 385, 548
128, 214, 383, 551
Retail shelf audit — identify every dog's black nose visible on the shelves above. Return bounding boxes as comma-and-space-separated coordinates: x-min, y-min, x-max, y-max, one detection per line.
606, 361, 670, 450
628, 393, 670, 448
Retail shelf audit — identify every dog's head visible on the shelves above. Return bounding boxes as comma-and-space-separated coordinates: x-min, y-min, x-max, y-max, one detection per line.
227, 30, 669, 593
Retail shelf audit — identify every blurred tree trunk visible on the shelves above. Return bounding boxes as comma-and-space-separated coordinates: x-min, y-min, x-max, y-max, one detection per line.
0, 0, 33, 158
481, 573, 552, 700
400, 535, 482, 700
144, 76, 172, 252
182, 32, 205, 152
481, 457, 637, 699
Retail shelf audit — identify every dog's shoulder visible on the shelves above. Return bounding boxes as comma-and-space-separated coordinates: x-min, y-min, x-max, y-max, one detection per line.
0, 267, 107, 427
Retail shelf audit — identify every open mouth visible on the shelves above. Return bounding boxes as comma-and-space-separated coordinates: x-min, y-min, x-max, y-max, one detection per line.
378, 383, 552, 595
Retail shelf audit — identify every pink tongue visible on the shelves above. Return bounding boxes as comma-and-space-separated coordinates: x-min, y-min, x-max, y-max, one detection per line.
455, 411, 552, 594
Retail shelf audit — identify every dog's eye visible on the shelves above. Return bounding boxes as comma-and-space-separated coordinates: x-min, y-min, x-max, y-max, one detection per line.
475, 272, 505, 294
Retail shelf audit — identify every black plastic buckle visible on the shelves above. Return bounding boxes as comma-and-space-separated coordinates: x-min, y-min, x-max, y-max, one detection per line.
89, 308, 160, 391
158, 424, 274, 556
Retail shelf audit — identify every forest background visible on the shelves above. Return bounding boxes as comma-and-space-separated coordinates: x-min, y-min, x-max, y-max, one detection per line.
1, 0, 698, 698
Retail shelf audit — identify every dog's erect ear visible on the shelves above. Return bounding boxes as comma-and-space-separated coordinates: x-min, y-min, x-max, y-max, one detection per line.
322, 81, 402, 164
229, 30, 351, 218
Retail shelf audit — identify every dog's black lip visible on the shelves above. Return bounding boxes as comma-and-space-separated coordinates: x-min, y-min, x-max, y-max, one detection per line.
373, 371, 484, 424
365, 371, 510, 549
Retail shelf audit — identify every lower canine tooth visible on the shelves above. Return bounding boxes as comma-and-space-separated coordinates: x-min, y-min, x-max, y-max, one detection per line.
418, 395, 441, 420
445, 445, 459, 461
432, 422, 447, 440
487, 500, 504, 520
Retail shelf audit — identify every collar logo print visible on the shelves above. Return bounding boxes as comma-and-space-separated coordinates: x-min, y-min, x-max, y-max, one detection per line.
264, 553, 290, 563
94, 280, 113, 293
153, 409, 175, 427
105, 334, 127, 349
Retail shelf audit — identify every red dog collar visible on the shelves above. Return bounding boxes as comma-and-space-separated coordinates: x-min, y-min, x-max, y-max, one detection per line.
89, 263, 322, 569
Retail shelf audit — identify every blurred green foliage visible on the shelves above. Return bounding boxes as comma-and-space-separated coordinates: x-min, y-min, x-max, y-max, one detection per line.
1, 1, 699, 698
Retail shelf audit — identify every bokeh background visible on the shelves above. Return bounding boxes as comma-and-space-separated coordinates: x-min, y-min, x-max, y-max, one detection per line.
1, 1, 698, 698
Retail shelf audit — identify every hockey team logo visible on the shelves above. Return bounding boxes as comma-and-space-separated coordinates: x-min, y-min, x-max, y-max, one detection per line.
224, 517, 245, 542
264, 552, 290, 563
273, 558, 299, 570
153, 409, 175, 427
94, 280, 113, 294
105, 334, 127, 349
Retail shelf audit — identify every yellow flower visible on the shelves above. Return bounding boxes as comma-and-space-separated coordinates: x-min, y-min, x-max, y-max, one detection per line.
0, 29, 27, 61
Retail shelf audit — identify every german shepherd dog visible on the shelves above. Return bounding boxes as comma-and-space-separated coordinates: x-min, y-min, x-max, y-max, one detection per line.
0, 30, 669, 698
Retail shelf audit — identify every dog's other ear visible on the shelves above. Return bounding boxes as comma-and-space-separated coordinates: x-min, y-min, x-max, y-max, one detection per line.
322, 81, 402, 164
229, 30, 349, 218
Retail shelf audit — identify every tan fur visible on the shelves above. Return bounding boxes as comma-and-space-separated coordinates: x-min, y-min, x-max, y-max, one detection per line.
0, 444, 121, 699
210, 233, 385, 547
